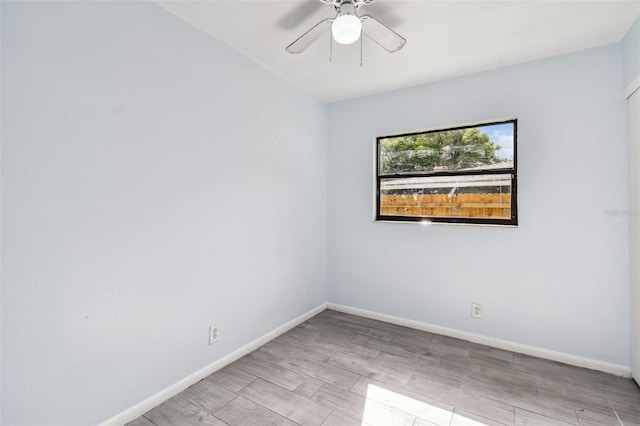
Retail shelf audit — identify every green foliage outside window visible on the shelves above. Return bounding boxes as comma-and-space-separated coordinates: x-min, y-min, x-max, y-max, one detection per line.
379, 128, 507, 175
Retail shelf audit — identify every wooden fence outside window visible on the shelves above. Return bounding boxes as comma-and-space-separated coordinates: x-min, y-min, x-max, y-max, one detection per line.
380, 193, 511, 218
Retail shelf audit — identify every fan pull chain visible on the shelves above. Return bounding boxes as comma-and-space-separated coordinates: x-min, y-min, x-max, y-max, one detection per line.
329, 33, 333, 62
360, 34, 363, 67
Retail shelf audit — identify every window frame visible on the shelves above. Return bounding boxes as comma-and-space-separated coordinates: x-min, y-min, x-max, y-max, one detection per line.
374, 118, 518, 226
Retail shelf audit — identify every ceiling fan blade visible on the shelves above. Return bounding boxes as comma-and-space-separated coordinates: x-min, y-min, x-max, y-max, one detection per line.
286, 18, 334, 54
360, 15, 406, 53
277, 1, 325, 30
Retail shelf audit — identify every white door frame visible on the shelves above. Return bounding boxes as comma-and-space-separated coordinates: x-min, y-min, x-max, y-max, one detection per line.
628, 78, 640, 385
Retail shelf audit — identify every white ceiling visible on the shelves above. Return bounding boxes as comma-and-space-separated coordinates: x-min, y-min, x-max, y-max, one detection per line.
157, 0, 640, 103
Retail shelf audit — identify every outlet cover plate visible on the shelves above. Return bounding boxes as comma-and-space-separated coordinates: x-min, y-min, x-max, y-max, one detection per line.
209, 324, 219, 344
471, 303, 482, 319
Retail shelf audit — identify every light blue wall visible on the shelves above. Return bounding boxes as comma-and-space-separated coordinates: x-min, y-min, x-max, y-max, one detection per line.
1, 1, 327, 424
622, 17, 640, 89
328, 45, 630, 367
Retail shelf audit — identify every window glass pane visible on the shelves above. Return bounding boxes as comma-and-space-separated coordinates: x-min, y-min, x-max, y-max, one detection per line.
380, 174, 512, 219
379, 122, 514, 175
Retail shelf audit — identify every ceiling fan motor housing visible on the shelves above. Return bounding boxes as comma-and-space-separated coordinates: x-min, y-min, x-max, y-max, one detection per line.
323, 0, 375, 11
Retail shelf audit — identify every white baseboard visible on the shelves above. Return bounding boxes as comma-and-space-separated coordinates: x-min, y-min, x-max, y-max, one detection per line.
100, 303, 328, 426
327, 303, 631, 377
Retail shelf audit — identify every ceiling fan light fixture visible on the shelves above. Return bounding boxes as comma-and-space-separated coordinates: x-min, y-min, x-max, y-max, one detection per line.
285, 0, 406, 56
331, 2, 362, 45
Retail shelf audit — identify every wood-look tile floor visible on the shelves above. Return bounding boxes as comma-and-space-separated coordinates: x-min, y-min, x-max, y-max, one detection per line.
127, 309, 640, 426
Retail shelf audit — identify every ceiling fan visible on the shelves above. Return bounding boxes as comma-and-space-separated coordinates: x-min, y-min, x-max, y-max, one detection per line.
285, 0, 406, 55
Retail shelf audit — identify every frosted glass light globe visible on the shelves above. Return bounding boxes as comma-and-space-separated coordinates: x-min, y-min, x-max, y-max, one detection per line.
331, 14, 362, 45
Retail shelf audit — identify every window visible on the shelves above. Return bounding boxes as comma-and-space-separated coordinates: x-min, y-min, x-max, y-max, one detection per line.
375, 119, 517, 226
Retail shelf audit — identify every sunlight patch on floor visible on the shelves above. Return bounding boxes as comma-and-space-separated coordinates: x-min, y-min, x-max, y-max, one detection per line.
362, 384, 489, 426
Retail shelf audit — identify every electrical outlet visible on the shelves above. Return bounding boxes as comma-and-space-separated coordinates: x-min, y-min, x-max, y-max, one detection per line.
471, 303, 482, 319
209, 324, 219, 345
